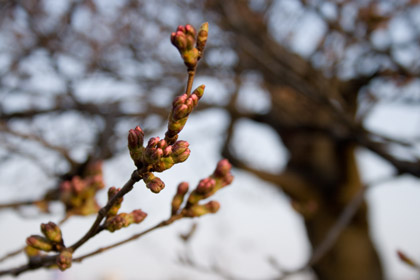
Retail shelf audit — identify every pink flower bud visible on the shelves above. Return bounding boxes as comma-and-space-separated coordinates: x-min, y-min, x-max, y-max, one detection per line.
131, 209, 147, 224
214, 159, 232, 177
147, 137, 160, 148
185, 200, 220, 217
144, 173, 165, 193
40, 222, 62, 244
172, 141, 189, 156
56, 249, 72, 271
177, 25, 185, 33
171, 182, 189, 215
196, 178, 216, 194
173, 104, 190, 120
128, 126, 144, 149
172, 93, 188, 107
185, 24, 196, 37
106, 214, 128, 232
26, 235, 53, 252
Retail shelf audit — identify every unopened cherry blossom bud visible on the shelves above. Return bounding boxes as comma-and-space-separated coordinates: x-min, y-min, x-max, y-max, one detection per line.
185, 24, 196, 37
40, 222, 62, 244
185, 201, 220, 217
131, 209, 148, 224
56, 249, 72, 271
128, 126, 144, 149
107, 187, 123, 217
196, 178, 216, 194
26, 235, 52, 252
144, 172, 165, 193
172, 93, 188, 108
105, 214, 128, 232
24, 245, 40, 258
172, 141, 189, 156
173, 104, 190, 120
153, 156, 175, 172
171, 182, 189, 215
214, 159, 232, 178
172, 141, 190, 163
196, 22, 208, 55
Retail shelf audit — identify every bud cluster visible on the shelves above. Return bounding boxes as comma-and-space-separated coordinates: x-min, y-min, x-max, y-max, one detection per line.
104, 209, 147, 233
170, 23, 208, 70
104, 186, 147, 232
25, 221, 72, 271
165, 85, 205, 145
59, 161, 105, 216
169, 159, 234, 218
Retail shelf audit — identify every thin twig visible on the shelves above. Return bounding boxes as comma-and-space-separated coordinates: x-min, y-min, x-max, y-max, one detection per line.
73, 214, 183, 263
0, 246, 24, 263
185, 68, 196, 96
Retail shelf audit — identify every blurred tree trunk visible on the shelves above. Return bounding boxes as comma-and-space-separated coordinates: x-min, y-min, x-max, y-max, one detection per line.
207, 1, 384, 279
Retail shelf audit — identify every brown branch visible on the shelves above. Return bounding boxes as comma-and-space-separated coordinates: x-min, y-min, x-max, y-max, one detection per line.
73, 213, 184, 263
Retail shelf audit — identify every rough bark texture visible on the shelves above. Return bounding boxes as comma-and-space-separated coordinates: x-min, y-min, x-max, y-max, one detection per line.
206, 1, 385, 278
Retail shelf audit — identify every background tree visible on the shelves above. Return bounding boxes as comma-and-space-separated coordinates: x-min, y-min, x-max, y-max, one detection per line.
1, 1, 420, 279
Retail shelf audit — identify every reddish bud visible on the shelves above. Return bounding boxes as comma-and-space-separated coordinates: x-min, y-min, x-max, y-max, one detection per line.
185, 24, 196, 37
131, 209, 147, 223
196, 178, 216, 194
144, 173, 165, 193
171, 182, 189, 215
107, 187, 123, 217
40, 222, 62, 244
172, 141, 189, 156
56, 249, 72, 271
185, 200, 220, 217
214, 159, 232, 177
128, 126, 144, 149
26, 235, 52, 252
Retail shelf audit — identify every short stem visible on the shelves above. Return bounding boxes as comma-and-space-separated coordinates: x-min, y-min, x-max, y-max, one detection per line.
185, 68, 196, 96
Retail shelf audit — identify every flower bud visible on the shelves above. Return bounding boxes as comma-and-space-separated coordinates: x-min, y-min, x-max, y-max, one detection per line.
196, 178, 216, 195
171, 182, 189, 215
107, 187, 123, 217
185, 24, 196, 37
185, 201, 220, 217
196, 22, 208, 55
172, 93, 188, 108
26, 235, 53, 252
131, 209, 148, 224
56, 249, 72, 271
144, 173, 165, 193
172, 141, 189, 156
105, 214, 128, 232
128, 126, 144, 150
40, 222, 62, 244
24, 245, 40, 258
214, 159, 232, 178
173, 104, 190, 120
